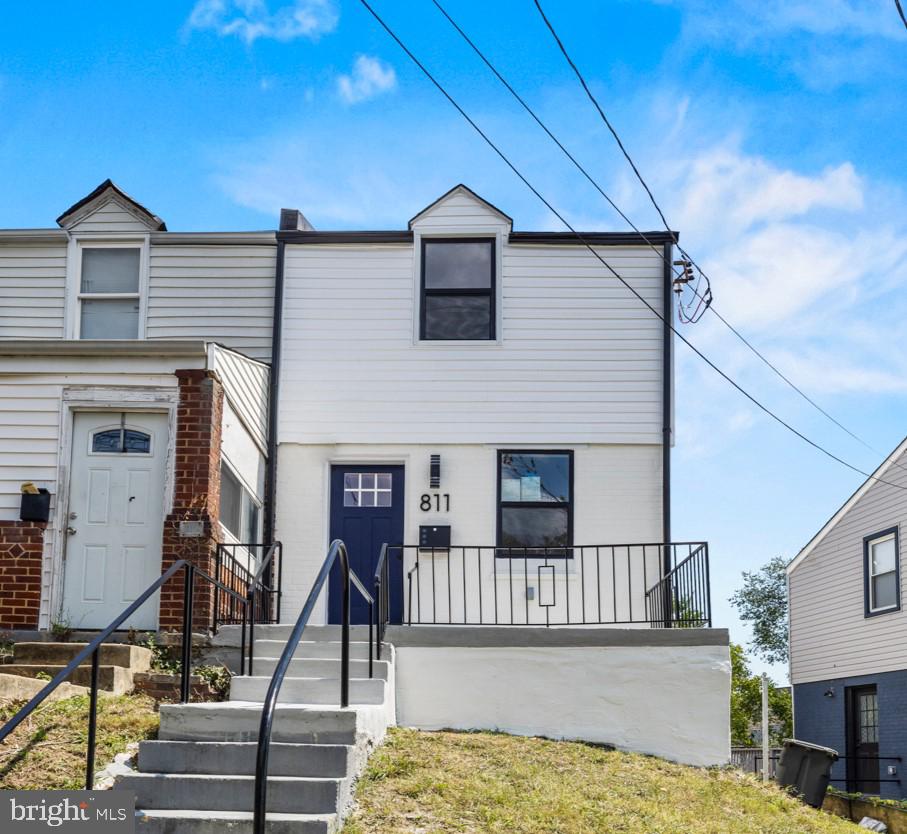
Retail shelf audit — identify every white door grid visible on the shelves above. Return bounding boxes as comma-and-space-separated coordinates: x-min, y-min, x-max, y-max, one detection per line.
61, 411, 168, 630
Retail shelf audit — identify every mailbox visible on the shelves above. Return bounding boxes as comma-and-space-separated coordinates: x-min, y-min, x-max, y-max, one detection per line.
20, 489, 51, 523
419, 524, 450, 549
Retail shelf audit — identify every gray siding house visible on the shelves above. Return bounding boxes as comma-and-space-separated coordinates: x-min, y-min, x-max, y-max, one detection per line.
788, 435, 907, 797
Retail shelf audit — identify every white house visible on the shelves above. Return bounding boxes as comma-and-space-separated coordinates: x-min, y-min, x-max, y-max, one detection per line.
0, 181, 730, 771
0, 180, 275, 632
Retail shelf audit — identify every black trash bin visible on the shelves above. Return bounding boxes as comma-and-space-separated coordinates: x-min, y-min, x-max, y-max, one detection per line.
775, 739, 839, 808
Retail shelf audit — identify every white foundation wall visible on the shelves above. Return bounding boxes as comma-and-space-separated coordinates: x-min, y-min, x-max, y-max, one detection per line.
392, 639, 731, 766
274, 442, 662, 623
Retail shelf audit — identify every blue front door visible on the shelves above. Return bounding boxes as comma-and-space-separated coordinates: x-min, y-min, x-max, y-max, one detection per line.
329, 465, 404, 625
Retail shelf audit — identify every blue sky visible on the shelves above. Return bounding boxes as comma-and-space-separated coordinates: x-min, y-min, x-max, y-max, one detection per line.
2, 1, 906, 678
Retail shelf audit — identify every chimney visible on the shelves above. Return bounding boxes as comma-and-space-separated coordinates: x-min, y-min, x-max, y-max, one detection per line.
279, 208, 314, 231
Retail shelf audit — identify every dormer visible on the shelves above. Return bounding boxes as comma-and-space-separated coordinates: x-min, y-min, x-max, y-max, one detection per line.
57, 179, 166, 234
59, 181, 165, 339
409, 185, 510, 344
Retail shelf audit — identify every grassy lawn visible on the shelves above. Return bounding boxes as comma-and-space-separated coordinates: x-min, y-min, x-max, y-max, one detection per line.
343, 729, 859, 834
0, 693, 159, 789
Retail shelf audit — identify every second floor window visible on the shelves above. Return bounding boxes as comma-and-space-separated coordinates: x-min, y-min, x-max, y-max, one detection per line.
421, 239, 495, 340
864, 528, 900, 616
79, 247, 141, 339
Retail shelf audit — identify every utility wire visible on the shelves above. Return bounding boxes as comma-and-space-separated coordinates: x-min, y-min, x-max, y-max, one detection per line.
896, 0, 907, 31
533, 0, 893, 459
357, 0, 907, 493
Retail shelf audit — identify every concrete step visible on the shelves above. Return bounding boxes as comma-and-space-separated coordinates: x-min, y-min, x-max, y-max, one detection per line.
159, 702, 362, 745
229, 676, 385, 706
216, 625, 374, 647
0, 664, 133, 693
117, 772, 346, 814
251, 640, 384, 662
11, 641, 151, 670
135, 809, 338, 834
247, 656, 389, 681
138, 740, 353, 778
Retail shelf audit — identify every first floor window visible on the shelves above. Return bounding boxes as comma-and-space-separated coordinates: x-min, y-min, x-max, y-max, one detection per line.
79, 247, 141, 339
865, 528, 900, 615
497, 450, 572, 554
220, 460, 263, 544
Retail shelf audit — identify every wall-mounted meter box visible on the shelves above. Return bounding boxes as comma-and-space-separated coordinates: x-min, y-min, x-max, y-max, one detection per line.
419, 524, 451, 549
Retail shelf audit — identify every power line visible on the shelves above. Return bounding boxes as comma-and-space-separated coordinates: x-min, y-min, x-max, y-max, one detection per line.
356, 0, 907, 494
896, 0, 907, 31
532, 0, 893, 459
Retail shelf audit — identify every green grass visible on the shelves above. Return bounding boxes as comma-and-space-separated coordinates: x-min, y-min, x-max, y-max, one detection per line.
0, 693, 159, 789
342, 729, 860, 834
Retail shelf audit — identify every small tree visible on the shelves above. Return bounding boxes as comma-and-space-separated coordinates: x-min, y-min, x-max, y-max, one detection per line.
730, 643, 793, 747
729, 556, 789, 665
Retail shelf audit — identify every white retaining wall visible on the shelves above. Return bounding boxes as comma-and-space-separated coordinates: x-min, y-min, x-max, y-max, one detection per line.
388, 627, 731, 767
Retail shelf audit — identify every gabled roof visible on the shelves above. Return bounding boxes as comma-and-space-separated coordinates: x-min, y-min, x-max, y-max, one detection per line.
787, 433, 907, 575
408, 184, 512, 229
56, 179, 167, 231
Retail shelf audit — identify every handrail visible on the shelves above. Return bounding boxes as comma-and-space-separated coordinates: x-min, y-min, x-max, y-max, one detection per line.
244, 541, 283, 675
0, 558, 249, 788
253, 539, 372, 834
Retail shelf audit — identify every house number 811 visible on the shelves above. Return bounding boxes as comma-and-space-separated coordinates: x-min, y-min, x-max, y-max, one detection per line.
420, 493, 450, 512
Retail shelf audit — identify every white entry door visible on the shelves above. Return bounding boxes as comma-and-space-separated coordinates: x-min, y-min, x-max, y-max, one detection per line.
62, 412, 168, 629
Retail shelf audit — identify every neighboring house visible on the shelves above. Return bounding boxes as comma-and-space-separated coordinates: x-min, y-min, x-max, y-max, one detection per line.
788, 436, 907, 797
0, 180, 275, 632
0, 181, 730, 767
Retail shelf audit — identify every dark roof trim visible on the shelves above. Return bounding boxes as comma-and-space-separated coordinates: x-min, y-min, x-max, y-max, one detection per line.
279, 229, 679, 246
278, 230, 414, 244
509, 231, 678, 245
56, 179, 167, 231
408, 183, 513, 229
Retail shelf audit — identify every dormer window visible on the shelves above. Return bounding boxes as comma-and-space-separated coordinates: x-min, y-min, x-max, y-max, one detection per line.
420, 239, 495, 340
78, 247, 141, 339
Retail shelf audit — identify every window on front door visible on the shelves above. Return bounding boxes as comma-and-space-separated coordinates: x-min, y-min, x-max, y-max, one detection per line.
78, 247, 141, 339
864, 528, 900, 616
497, 450, 572, 554
420, 239, 495, 340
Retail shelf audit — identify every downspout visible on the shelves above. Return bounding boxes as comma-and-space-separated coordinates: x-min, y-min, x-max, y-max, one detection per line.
662, 241, 674, 623
263, 238, 285, 548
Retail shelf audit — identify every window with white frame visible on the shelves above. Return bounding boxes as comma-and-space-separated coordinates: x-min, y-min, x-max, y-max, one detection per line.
864, 528, 900, 616
78, 247, 141, 339
220, 460, 262, 544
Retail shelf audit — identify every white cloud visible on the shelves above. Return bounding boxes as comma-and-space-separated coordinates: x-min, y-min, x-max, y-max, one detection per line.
657, 0, 905, 42
186, 0, 338, 44
336, 55, 397, 105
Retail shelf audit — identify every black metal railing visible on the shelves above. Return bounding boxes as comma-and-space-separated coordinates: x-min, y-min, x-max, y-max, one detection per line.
374, 543, 390, 660
253, 539, 373, 834
378, 542, 709, 628
646, 543, 711, 628
213, 541, 282, 630
732, 748, 902, 790
0, 559, 248, 789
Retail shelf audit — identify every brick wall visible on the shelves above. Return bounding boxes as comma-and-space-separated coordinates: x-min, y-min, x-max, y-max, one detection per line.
0, 521, 46, 628
795, 670, 907, 799
159, 370, 224, 631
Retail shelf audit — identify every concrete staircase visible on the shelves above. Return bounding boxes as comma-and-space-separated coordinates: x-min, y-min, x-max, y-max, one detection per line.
1, 642, 151, 695
115, 625, 394, 833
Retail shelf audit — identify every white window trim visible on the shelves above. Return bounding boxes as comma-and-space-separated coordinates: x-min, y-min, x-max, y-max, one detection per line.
65, 235, 150, 339
867, 531, 899, 614
411, 228, 505, 347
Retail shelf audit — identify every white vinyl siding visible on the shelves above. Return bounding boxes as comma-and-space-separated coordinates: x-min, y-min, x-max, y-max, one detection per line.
789, 445, 907, 684
67, 200, 153, 233
0, 243, 68, 339
410, 189, 510, 234
208, 344, 270, 450
147, 245, 276, 362
279, 241, 665, 445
